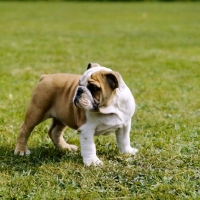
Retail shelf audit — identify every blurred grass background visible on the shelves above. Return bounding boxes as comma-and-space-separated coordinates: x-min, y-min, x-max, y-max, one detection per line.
0, 2, 200, 199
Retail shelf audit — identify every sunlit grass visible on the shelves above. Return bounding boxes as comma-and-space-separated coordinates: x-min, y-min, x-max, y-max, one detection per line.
0, 2, 199, 199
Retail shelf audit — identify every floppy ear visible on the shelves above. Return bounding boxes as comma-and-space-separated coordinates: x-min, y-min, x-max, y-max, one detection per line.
105, 73, 119, 90
87, 62, 100, 70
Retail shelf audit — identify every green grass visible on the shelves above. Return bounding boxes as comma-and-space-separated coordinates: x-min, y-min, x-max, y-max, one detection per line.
0, 2, 200, 199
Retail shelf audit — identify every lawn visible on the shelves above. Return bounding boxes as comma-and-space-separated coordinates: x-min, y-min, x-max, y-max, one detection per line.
0, 1, 199, 199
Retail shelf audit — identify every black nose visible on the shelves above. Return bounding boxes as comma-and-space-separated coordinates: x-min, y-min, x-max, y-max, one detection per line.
77, 87, 84, 96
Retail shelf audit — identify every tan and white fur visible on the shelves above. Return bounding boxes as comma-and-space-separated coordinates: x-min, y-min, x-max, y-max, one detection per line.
14, 63, 138, 166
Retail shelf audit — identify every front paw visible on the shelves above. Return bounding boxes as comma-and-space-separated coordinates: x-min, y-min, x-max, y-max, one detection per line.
83, 156, 103, 167
128, 147, 138, 155
121, 147, 138, 155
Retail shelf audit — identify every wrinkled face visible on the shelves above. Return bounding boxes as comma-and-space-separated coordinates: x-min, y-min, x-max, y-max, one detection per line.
73, 65, 120, 112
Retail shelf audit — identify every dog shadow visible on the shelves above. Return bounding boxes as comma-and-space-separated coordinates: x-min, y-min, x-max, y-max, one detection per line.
0, 145, 82, 173
0, 136, 121, 174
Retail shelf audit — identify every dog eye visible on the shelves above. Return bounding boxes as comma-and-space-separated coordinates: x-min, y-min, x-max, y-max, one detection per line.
88, 84, 100, 93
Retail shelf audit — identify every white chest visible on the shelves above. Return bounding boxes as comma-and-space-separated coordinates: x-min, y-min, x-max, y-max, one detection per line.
95, 123, 123, 136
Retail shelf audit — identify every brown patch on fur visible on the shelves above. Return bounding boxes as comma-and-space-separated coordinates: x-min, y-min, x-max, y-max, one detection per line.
88, 70, 120, 107
14, 74, 87, 155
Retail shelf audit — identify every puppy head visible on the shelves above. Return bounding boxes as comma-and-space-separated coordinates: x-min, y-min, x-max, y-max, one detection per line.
73, 63, 123, 112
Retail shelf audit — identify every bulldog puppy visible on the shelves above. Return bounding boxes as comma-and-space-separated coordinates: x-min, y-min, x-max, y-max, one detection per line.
14, 63, 138, 166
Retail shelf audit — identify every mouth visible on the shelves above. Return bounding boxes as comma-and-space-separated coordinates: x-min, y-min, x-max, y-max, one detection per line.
73, 86, 100, 112
74, 98, 99, 112
74, 99, 81, 108
90, 103, 99, 112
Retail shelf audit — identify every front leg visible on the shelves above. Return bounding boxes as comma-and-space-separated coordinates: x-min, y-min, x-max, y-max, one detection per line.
80, 126, 103, 166
115, 120, 138, 155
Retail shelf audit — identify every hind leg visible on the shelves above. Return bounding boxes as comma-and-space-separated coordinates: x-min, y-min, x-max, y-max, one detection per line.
48, 119, 78, 152
14, 105, 48, 156
14, 122, 33, 156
